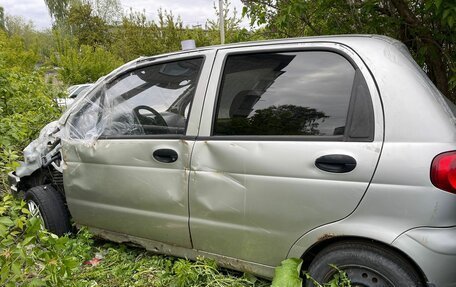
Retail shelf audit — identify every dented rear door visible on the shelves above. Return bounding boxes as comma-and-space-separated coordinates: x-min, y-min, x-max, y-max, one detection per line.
189, 43, 384, 266
62, 52, 214, 248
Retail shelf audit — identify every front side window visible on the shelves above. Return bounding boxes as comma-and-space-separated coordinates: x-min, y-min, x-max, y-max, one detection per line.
213, 51, 356, 137
68, 58, 203, 139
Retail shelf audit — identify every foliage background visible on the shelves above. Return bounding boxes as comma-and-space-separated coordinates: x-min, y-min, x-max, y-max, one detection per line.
0, 31, 61, 187
241, 0, 455, 101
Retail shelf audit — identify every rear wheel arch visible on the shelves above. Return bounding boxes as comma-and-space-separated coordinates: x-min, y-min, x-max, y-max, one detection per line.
300, 236, 428, 285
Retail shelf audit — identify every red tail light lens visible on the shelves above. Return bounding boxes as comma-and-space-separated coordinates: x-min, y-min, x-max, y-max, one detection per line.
431, 151, 456, 194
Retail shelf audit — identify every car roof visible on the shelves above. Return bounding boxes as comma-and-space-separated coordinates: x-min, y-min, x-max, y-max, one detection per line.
132, 34, 396, 63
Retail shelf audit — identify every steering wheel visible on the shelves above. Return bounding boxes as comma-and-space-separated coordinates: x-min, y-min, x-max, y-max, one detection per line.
133, 105, 167, 127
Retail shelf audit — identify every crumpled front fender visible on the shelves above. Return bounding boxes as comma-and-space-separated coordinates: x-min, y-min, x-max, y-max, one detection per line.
16, 121, 62, 178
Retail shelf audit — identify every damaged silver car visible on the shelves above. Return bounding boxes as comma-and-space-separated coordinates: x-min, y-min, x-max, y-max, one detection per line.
8, 35, 456, 287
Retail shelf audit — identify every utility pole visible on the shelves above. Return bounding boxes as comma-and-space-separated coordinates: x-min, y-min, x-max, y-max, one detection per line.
219, 0, 225, 44
0, 7, 4, 31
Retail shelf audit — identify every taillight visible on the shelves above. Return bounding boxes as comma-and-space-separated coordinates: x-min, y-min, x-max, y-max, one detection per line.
431, 151, 456, 194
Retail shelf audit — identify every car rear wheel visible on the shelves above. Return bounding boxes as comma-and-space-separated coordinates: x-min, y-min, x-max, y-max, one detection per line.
306, 241, 425, 287
25, 185, 72, 236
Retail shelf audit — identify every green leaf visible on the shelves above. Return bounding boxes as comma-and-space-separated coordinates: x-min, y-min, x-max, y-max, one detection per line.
28, 278, 47, 286
0, 217, 14, 226
62, 258, 80, 269
0, 263, 10, 283
271, 258, 303, 287
11, 261, 21, 276
16, 218, 24, 230
22, 236, 35, 246
0, 224, 7, 236
436, 0, 443, 9
242, 6, 248, 17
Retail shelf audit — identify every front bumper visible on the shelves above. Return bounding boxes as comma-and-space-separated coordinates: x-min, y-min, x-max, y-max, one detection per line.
392, 226, 456, 287
7, 171, 20, 195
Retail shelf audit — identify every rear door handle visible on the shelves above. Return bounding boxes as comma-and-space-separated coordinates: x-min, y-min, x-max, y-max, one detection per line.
315, 154, 356, 173
153, 149, 178, 163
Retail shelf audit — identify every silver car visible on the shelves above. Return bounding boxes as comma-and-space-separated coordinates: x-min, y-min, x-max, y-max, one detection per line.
8, 35, 456, 287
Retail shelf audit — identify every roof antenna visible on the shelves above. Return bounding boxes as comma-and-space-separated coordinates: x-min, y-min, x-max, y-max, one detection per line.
181, 40, 196, 50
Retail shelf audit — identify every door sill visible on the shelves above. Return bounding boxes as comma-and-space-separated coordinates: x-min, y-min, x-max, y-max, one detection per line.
83, 225, 275, 279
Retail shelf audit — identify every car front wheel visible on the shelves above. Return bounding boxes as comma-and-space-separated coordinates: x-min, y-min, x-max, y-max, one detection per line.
306, 241, 425, 287
25, 185, 72, 236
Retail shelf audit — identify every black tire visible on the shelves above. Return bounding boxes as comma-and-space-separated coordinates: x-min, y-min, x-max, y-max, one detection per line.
306, 241, 424, 287
25, 185, 72, 236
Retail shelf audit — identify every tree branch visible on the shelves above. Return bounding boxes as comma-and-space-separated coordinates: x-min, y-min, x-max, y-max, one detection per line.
299, 12, 322, 35
388, 0, 420, 27
241, 0, 278, 10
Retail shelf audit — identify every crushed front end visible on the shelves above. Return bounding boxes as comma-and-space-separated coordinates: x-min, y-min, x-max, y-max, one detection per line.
8, 121, 65, 197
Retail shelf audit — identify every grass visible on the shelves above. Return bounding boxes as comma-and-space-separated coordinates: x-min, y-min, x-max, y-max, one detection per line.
0, 192, 270, 287
70, 239, 271, 287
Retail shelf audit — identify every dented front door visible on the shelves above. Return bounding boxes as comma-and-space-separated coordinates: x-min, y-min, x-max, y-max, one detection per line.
63, 140, 192, 246
62, 54, 212, 248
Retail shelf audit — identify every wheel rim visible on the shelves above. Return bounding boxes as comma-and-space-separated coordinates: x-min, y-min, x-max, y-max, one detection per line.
27, 200, 45, 230
324, 264, 394, 287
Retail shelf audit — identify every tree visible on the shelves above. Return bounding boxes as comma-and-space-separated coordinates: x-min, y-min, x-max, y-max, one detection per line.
3, 15, 35, 38
242, 0, 456, 101
44, 0, 73, 24
3, 15, 55, 63
86, 0, 122, 24
109, 9, 184, 61
51, 38, 122, 84
66, 2, 111, 47
45, 0, 122, 27
110, 8, 221, 61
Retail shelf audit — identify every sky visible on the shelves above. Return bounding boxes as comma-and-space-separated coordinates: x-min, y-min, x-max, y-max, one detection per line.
0, 0, 249, 30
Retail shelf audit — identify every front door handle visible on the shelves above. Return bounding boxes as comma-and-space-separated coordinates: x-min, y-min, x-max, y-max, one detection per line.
153, 149, 178, 163
315, 154, 356, 173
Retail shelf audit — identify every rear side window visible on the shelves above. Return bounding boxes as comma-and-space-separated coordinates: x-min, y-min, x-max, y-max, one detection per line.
213, 51, 359, 137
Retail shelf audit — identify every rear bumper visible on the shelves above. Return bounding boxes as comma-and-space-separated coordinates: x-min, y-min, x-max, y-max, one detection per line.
7, 171, 20, 195
392, 226, 456, 287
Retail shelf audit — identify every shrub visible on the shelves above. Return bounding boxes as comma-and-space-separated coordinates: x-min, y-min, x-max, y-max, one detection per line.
52, 37, 123, 85
0, 194, 93, 286
0, 31, 62, 189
